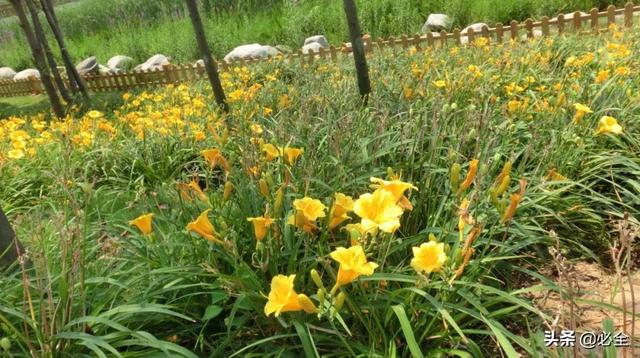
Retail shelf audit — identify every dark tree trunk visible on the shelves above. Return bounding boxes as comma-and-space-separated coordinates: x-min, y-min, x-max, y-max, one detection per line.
0, 206, 23, 269
185, 0, 228, 113
9, 0, 64, 118
40, 0, 88, 100
25, 0, 71, 103
342, 0, 371, 103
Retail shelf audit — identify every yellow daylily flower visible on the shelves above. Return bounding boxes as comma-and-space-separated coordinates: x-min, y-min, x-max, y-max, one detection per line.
573, 103, 593, 124
595, 70, 609, 84
262, 143, 280, 161
129, 213, 154, 235
7, 149, 25, 160
353, 189, 403, 234
247, 216, 274, 242
433, 80, 446, 88
86, 110, 104, 119
458, 159, 479, 193
201, 148, 230, 172
288, 197, 326, 232
264, 274, 318, 317
329, 193, 355, 229
369, 177, 418, 211
177, 179, 208, 202
282, 147, 303, 165
544, 168, 568, 181
330, 245, 378, 291
596, 116, 623, 135
411, 240, 447, 274
187, 209, 220, 243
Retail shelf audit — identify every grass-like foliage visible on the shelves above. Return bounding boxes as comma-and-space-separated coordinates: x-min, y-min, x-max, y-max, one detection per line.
0, 24, 639, 356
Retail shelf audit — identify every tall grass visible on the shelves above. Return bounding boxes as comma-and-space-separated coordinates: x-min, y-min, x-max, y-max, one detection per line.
0, 0, 631, 69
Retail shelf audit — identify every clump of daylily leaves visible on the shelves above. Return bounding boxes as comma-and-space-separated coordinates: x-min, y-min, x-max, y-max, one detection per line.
127, 137, 528, 322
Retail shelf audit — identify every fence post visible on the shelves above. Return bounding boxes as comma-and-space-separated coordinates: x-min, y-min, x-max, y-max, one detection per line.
363, 34, 372, 53
557, 14, 565, 34
413, 34, 421, 50
481, 26, 490, 43
467, 27, 475, 44
573, 11, 582, 30
439, 30, 447, 47
496, 23, 504, 43
330, 45, 338, 62
509, 20, 518, 40
541, 17, 549, 37
525, 19, 533, 38
590, 8, 599, 33
163, 64, 175, 84
401, 34, 408, 48
607, 5, 616, 26
426, 32, 434, 48
28, 76, 41, 95
453, 28, 461, 45
624, 2, 633, 28
387, 36, 396, 54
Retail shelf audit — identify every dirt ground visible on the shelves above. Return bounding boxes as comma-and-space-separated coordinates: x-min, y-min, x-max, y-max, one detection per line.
528, 261, 639, 356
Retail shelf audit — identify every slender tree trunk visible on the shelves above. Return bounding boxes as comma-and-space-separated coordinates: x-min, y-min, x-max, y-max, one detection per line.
25, 0, 71, 103
0, 206, 23, 269
342, 0, 371, 103
9, 0, 64, 118
185, 0, 228, 113
40, 0, 88, 100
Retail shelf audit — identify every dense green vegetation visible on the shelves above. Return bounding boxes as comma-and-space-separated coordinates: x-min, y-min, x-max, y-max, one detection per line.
0, 0, 629, 69
1, 21, 639, 356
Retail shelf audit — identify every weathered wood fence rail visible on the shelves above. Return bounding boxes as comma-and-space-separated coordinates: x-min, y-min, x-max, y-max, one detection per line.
1, 3, 638, 98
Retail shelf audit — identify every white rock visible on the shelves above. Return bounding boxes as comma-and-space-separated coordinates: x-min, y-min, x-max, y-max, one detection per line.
302, 42, 324, 54
14, 69, 40, 81
0, 67, 16, 80
107, 55, 133, 71
76, 56, 98, 76
223, 44, 281, 62
98, 65, 111, 75
303, 35, 329, 48
461, 23, 489, 35
263, 46, 281, 57
194, 59, 205, 67
135, 54, 170, 71
421, 14, 452, 33
554, 11, 589, 21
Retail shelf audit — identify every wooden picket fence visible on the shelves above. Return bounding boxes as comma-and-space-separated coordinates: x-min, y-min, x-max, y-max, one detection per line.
0, 2, 639, 98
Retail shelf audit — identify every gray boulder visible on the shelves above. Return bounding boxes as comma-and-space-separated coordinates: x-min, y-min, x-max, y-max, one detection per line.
76, 56, 99, 76
303, 35, 329, 48
421, 14, 452, 33
107, 55, 134, 71
0, 67, 16, 80
135, 54, 170, 71
13, 69, 40, 81
223, 44, 281, 62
